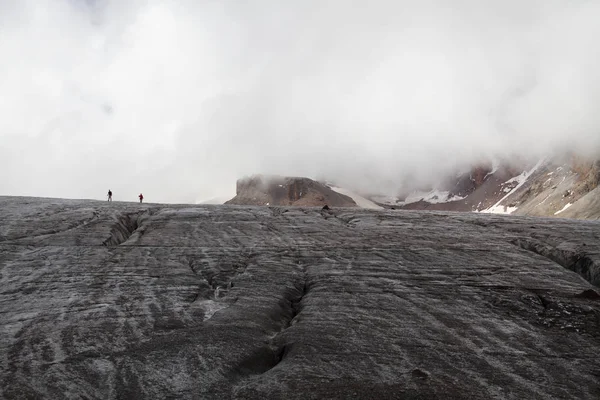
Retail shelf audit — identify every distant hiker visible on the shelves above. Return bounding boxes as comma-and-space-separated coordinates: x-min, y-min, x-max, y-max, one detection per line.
107, 190, 112, 202
139, 193, 144, 203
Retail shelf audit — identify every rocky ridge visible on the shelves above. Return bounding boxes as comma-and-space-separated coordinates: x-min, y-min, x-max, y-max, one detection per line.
225, 175, 357, 207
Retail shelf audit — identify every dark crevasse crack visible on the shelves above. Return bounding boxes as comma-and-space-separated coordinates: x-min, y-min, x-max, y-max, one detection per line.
315, 207, 355, 227
575, 289, 600, 300
267, 268, 309, 367
288, 252, 309, 322
187, 249, 310, 381
225, 345, 286, 385
536, 294, 550, 309
186, 253, 258, 324
188, 252, 257, 302
186, 259, 214, 305
288, 271, 308, 328
102, 212, 148, 247
511, 238, 600, 287
229, 267, 309, 382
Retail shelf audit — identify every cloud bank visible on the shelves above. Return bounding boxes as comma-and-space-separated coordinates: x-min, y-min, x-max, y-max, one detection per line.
1, 0, 599, 202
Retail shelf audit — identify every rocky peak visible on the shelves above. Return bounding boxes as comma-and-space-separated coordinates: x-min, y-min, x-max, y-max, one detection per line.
470, 164, 493, 187
226, 175, 357, 207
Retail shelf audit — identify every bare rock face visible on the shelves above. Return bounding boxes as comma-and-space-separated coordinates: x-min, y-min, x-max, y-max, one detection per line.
571, 158, 600, 196
508, 157, 600, 219
469, 164, 493, 188
393, 164, 529, 213
1, 196, 600, 399
380, 157, 600, 219
225, 175, 357, 207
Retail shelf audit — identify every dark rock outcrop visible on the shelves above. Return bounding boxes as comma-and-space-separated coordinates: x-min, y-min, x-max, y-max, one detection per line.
225, 175, 357, 207
1, 196, 600, 399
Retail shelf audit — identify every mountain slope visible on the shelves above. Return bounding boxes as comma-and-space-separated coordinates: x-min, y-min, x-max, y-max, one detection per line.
373, 157, 600, 219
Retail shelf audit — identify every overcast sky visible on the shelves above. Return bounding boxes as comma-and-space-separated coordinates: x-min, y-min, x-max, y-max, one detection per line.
1, 0, 599, 203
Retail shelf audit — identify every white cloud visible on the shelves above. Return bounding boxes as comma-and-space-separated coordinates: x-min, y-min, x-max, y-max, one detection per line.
1, 0, 599, 202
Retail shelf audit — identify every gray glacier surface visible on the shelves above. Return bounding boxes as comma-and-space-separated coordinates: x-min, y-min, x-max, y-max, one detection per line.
1, 196, 600, 399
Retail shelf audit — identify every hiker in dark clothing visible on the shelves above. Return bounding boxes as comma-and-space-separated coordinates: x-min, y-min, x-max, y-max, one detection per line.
107, 190, 112, 202
139, 193, 144, 203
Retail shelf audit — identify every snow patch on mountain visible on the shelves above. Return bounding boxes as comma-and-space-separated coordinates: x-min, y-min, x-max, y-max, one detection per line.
482, 205, 519, 215
404, 190, 466, 205
372, 190, 465, 206
329, 186, 383, 210
554, 203, 573, 215
480, 158, 545, 215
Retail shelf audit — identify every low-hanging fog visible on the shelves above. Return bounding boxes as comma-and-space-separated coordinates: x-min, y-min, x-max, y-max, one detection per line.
1, 0, 599, 203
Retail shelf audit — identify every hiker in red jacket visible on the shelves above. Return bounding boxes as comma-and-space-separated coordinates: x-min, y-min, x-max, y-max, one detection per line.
139, 193, 144, 203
